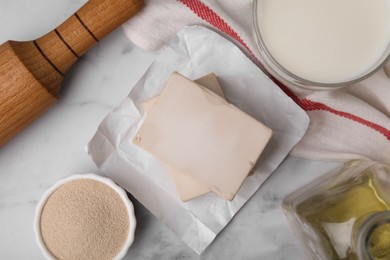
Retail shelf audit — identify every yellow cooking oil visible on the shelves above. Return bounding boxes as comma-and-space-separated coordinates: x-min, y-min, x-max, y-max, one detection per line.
296, 170, 390, 260
369, 223, 390, 259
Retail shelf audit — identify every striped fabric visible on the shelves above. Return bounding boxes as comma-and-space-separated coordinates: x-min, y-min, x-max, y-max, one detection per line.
123, 0, 390, 163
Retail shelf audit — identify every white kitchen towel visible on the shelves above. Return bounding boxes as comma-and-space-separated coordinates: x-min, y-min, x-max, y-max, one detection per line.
123, 0, 390, 164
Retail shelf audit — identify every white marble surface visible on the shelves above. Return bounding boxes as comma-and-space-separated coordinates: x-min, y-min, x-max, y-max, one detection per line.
0, 1, 342, 259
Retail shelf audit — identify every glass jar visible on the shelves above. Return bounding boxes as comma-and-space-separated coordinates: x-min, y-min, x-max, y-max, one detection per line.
283, 160, 390, 259
252, 0, 390, 90
355, 211, 390, 259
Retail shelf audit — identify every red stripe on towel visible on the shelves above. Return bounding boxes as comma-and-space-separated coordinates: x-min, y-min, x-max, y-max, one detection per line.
299, 99, 390, 140
177, 0, 255, 57
178, 0, 390, 141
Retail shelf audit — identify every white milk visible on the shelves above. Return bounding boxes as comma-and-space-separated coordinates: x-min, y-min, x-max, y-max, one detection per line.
258, 0, 390, 84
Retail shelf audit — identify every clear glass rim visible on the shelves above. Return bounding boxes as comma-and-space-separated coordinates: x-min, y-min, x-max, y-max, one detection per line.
355, 211, 390, 260
252, 0, 390, 90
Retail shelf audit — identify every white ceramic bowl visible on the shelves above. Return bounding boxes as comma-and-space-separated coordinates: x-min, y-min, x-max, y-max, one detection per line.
34, 173, 137, 260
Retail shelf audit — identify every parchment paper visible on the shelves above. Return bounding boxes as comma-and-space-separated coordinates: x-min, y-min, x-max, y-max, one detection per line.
87, 26, 309, 254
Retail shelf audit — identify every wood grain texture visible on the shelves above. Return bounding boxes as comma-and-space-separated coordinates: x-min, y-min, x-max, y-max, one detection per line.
9, 41, 63, 97
56, 16, 96, 58
0, 0, 144, 146
77, 0, 144, 40
0, 42, 57, 146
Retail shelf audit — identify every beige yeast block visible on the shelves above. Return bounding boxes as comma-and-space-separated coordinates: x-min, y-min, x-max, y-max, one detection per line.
142, 73, 224, 201
135, 72, 272, 200
194, 72, 225, 98
143, 73, 224, 112
169, 167, 210, 202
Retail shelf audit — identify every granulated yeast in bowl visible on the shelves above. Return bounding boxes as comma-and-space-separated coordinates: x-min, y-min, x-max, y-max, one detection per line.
39, 178, 130, 260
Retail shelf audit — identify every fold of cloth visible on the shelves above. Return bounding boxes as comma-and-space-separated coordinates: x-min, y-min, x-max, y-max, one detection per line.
123, 0, 390, 164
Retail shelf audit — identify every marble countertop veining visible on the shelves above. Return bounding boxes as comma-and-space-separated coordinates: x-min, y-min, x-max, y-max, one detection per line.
0, 1, 342, 259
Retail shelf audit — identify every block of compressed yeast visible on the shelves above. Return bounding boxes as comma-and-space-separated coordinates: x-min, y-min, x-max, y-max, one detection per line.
142, 73, 224, 202
143, 73, 224, 113
169, 166, 210, 202
134, 72, 272, 201
193, 72, 225, 98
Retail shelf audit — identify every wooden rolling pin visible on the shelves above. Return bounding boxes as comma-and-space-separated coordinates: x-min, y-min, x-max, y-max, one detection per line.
0, 0, 143, 146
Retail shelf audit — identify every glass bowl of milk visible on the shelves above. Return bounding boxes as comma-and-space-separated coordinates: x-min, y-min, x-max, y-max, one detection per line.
253, 0, 390, 90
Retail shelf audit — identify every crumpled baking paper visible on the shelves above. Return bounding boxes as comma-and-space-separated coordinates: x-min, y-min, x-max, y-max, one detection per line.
87, 26, 309, 254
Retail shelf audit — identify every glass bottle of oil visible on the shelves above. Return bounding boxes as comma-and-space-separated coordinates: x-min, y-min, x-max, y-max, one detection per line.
354, 211, 390, 259
283, 160, 390, 260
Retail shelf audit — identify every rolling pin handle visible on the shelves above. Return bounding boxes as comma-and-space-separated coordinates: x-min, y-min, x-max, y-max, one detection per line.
0, 0, 144, 146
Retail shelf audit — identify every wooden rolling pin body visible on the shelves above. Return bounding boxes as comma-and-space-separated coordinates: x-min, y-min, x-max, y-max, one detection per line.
0, 0, 143, 146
